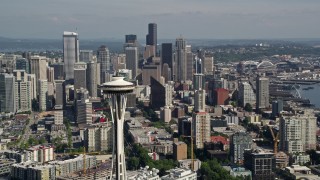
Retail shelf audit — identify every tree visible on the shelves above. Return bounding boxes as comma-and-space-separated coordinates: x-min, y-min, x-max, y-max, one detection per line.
244, 103, 253, 112
200, 159, 241, 180
127, 157, 139, 170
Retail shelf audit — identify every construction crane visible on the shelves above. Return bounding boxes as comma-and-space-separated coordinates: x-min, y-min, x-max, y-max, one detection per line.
269, 126, 280, 154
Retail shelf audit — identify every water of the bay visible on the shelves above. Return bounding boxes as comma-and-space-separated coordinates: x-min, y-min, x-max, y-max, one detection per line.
298, 83, 320, 108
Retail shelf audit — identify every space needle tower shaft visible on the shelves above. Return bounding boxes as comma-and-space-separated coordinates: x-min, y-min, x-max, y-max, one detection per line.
101, 76, 135, 180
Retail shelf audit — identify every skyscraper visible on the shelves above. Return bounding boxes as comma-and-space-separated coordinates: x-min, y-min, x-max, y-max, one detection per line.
279, 109, 317, 153
142, 63, 161, 85
63, 31, 79, 81
15, 58, 30, 73
272, 100, 283, 117
125, 47, 138, 79
77, 98, 93, 124
50, 63, 64, 80
194, 89, 205, 112
244, 149, 275, 180
197, 49, 205, 74
238, 81, 256, 107
150, 77, 173, 109
186, 45, 193, 81
74, 62, 87, 91
125, 34, 137, 44
175, 37, 187, 82
161, 43, 173, 68
30, 56, 48, 94
0, 73, 16, 113
192, 112, 210, 149
97, 45, 110, 83
204, 56, 214, 75
146, 23, 157, 53
79, 50, 93, 63
54, 80, 65, 108
39, 79, 48, 111
230, 132, 253, 164
256, 77, 269, 109
162, 63, 171, 83
84, 123, 113, 152
86, 61, 99, 97
101, 76, 135, 180
13, 70, 32, 112
193, 74, 205, 91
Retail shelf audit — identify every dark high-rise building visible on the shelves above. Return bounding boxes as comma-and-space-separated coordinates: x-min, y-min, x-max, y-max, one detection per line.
193, 74, 205, 91
50, 63, 64, 80
161, 43, 173, 68
272, 99, 283, 117
0, 73, 16, 113
197, 49, 205, 74
125, 34, 137, 44
79, 50, 93, 63
22, 52, 32, 60
150, 77, 165, 109
15, 58, 30, 73
244, 149, 275, 180
146, 23, 157, 52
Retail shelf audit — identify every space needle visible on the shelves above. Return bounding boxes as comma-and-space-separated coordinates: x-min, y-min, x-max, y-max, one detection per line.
101, 76, 135, 180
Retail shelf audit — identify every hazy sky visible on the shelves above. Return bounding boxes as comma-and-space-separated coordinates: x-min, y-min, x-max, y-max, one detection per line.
1, 0, 320, 39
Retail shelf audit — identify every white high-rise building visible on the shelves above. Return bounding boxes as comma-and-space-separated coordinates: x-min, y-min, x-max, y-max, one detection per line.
30, 56, 47, 95
280, 109, 317, 153
54, 110, 63, 125
27, 74, 37, 100
0, 73, 16, 113
175, 37, 187, 82
239, 81, 256, 107
97, 45, 110, 83
84, 123, 113, 152
63, 31, 79, 80
86, 61, 100, 97
13, 70, 32, 112
203, 56, 214, 75
39, 79, 48, 111
164, 83, 173, 107
194, 89, 206, 112
192, 112, 210, 149
125, 47, 138, 79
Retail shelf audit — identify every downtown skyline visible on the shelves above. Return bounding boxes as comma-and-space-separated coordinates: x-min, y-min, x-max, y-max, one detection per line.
0, 0, 320, 40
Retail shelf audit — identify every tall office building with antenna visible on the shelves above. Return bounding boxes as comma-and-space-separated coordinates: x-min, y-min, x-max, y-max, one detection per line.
63, 31, 79, 81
